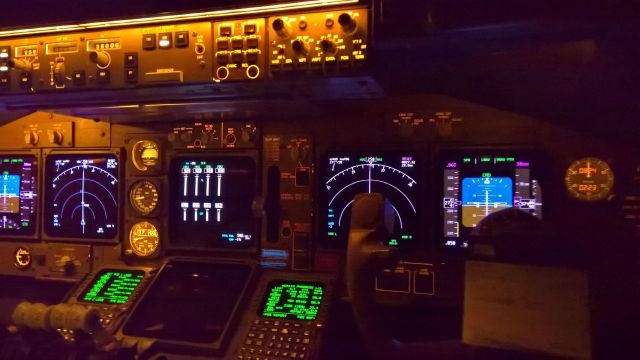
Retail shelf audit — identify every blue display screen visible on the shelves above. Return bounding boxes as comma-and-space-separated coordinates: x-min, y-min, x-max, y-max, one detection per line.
461, 177, 513, 228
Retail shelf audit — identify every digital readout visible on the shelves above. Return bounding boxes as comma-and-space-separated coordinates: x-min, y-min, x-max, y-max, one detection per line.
260, 281, 324, 321
79, 269, 144, 305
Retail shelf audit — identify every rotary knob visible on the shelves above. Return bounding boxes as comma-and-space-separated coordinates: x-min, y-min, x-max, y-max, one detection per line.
89, 50, 111, 69
24, 131, 39, 146
8, 58, 32, 72
292, 39, 309, 55
272, 18, 292, 38
320, 39, 337, 55
48, 130, 64, 145
338, 13, 358, 34
53, 60, 66, 87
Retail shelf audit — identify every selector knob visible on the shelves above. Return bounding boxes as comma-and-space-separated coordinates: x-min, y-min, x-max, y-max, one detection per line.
89, 50, 111, 68
225, 133, 237, 145
53, 60, 65, 87
320, 39, 337, 55
291, 39, 309, 55
8, 58, 32, 72
48, 130, 63, 145
338, 13, 358, 34
24, 131, 39, 146
272, 18, 291, 38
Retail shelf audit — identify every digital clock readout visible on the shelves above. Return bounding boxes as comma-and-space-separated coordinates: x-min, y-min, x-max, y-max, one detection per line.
79, 269, 144, 305
260, 281, 324, 321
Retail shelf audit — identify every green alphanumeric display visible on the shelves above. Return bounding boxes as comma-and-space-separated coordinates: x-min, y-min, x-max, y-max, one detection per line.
260, 281, 324, 321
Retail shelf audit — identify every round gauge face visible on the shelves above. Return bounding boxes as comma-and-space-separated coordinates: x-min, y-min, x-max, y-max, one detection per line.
132, 140, 160, 171
130, 180, 159, 215
129, 221, 160, 257
565, 157, 614, 201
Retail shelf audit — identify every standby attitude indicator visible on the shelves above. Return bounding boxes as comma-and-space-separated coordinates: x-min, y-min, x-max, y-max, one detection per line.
45, 154, 119, 239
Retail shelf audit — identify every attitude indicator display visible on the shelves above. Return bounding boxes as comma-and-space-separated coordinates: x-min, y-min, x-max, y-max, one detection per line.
441, 153, 542, 249
45, 153, 119, 239
323, 154, 419, 247
0, 155, 37, 236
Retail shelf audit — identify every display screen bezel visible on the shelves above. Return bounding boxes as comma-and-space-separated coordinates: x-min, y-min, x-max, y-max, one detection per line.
167, 152, 259, 252
0, 150, 40, 239
434, 148, 550, 252
318, 151, 422, 249
42, 149, 121, 243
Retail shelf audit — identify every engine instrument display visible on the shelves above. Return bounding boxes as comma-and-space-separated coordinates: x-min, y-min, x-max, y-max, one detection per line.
259, 281, 325, 321
45, 153, 119, 239
79, 269, 145, 305
129, 221, 160, 257
323, 154, 418, 247
129, 180, 159, 216
169, 156, 257, 249
564, 157, 614, 201
0, 155, 37, 236
441, 153, 542, 248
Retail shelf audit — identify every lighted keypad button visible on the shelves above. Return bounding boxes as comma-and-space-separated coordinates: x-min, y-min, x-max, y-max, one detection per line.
217, 39, 229, 51
124, 53, 138, 67
158, 33, 172, 49
219, 25, 232, 36
231, 38, 244, 49
244, 23, 257, 34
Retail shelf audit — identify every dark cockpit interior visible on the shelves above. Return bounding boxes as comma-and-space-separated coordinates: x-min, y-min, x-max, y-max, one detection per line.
0, 1, 638, 359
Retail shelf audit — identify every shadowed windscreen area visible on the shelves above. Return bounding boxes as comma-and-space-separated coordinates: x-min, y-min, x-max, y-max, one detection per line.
0, 0, 281, 29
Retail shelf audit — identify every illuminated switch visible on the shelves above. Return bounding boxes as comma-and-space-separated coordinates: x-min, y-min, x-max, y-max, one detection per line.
219, 25, 232, 36
142, 34, 156, 50
19, 72, 32, 89
216, 53, 229, 65
231, 38, 244, 50
246, 37, 259, 49
158, 33, 172, 49
217, 39, 229, 51
0, 73, 10, 90
96, 69, 110, 84
231, 52, 244, 63
125, 67, 138, 83
124, 53, 138, 67
175, 31, 189, 48
72, 70, 86, 86
0, 46, 10, 59
414, 268, 435, 295
243, 23, 257, 34
376, 269, 410, 293
245, 52, 258, 64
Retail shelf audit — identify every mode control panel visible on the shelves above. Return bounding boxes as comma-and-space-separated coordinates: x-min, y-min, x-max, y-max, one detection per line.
168, 120, 259, 149
268, 8, 368, 76
213, 18, 266, 81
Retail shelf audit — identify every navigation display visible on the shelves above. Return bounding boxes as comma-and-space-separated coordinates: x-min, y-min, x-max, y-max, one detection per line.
169, 156, 257, 248
259, 281, 325, 321
322, 154, 419, 247
79, 269, 145, 305
44, 153, 119, 239
0, 155, 37, 236
441, 153, 542, 249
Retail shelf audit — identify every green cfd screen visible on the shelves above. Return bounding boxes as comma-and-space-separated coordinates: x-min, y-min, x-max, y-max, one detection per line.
79, 269, 145, 304
259, 281, 325, 321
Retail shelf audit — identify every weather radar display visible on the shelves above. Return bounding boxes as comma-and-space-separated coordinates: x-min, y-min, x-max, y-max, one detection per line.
45, 154, 119, 239
441, 153, 542, 249
323, 155, 418, 247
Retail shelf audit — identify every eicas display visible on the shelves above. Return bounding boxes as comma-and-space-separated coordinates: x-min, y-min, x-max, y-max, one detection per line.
169, 156, 256, 248
0, 155, 37, 236
45, 154, 119, 239
441, 154, 542, 248
323, 155, 419, 246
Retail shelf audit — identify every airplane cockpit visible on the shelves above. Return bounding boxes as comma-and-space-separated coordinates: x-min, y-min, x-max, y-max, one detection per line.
0, 1, 638, 359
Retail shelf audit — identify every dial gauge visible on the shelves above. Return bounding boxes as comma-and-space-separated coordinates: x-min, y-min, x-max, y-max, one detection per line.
130, 180, 159, 216
565, 157, 614, 201
129, 221, 160, 257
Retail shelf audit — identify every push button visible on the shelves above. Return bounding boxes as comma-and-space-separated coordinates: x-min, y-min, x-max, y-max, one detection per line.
244, 23, 257, 34
142, 34, 156, 50
72, 70, 86, 86
246, 37, 259, 49
231, 38, 244, 50
158, 32, 172, 49
124, 53, 138, 67
125, 68, 138, 83
219, 25, 232, 36
217, 39, 229, 51
175, 31, 189, 48
19, 72, 32, 89
97, 69, 110, 84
